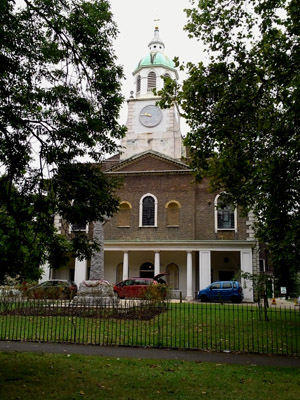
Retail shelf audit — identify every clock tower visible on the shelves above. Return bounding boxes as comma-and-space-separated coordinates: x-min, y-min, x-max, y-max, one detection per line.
120, 27, 184, 161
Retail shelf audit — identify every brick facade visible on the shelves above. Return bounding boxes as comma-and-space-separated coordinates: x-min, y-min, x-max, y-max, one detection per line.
104, 153, 249, 242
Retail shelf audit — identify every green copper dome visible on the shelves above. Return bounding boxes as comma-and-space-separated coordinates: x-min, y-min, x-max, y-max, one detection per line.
134, 52, 176, 74
133, 27, 177, 75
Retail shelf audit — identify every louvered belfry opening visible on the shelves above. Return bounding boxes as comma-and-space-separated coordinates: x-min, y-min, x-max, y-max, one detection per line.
136, 75, 141, 94
147, 71, 156, 92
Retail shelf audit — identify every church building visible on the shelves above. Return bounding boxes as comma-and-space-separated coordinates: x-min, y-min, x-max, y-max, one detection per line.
47, 28, 258, 301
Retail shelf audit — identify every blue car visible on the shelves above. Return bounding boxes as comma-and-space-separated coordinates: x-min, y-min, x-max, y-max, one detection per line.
198, 281, 244, 303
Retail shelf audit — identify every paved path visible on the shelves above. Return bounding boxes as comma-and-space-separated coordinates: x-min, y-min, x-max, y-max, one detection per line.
1, 341, 299, 368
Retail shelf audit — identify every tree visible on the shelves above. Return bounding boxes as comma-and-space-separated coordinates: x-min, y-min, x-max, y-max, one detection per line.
0, 0, 126, 282
237, 271, 272, 321
158, 0, 300, 295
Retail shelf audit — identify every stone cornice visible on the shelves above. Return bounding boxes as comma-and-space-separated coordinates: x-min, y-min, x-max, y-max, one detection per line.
105, 150, 190, 173
104, 239, 257, 252
106, 169, 193, 176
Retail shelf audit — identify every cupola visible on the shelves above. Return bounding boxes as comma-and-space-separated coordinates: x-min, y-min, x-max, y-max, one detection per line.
133, 27, 178, 98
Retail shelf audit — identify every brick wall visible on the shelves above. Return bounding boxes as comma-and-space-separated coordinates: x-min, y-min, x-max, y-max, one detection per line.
104, 172, 196, 241
104, 171, 249, 241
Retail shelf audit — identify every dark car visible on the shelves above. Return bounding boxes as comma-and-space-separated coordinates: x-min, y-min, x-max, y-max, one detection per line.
113, 273, 167, 299
197, 281, 244, 303
27, 280, 78, 300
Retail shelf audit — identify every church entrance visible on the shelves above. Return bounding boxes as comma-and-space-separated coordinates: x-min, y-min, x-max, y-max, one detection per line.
140, 262, 154, 278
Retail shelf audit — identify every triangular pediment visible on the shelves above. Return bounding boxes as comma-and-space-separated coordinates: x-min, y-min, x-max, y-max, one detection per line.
105, 151, 191, 174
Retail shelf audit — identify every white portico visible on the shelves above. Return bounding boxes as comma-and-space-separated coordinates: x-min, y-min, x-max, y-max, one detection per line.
103, 241, 255, 302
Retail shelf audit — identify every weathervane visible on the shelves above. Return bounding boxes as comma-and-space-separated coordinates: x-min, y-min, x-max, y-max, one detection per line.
154, 17, 160, 28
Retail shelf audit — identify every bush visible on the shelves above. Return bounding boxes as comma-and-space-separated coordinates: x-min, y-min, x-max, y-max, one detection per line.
26, 287, 73, 300
142, 284, 169, 303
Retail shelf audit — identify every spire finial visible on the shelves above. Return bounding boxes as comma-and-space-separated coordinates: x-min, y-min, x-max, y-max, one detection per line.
148, 23, 165, 52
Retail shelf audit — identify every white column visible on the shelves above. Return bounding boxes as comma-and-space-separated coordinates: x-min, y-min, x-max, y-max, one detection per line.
240, 250, 254, 302
199, 250, 211, 290
186, 251, 193, 300
154, 252, 160, 276
39, 262, 51, 283
74, 258, 87, 286
123, 251, 129, 280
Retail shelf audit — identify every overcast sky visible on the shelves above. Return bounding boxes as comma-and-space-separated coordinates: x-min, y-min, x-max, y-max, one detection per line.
109, 0, 203, 127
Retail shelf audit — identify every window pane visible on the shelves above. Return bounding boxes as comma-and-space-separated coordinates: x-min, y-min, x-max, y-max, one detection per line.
211, 283, 221, 289
217, 204, 234, 229
142, 196, 155, 226
71, 223, 86, 231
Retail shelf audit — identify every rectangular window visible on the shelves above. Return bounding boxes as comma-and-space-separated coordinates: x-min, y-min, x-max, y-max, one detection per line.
71, 223, 87, 232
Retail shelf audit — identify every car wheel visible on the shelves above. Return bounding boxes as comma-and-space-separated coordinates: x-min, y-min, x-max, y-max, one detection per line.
231, 296, 238, 303
200, 295, 208, 302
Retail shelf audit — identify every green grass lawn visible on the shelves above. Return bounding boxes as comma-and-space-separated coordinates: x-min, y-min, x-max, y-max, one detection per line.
0, 352, 299, 400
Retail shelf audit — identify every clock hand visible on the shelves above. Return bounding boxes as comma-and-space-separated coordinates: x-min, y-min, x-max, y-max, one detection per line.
142, 113, 152, 117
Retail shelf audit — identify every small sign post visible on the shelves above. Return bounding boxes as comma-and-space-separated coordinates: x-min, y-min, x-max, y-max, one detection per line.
280, 287, 287, 295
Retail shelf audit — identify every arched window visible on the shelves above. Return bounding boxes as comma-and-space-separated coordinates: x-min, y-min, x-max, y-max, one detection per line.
116, 263, 123, 283
139, 194, 157, 227
166, 200, 181, 226
118, 201, 132, 227
215, 194, 237, 232
140, 262, 154, 278
142, 197, 154, 226
166, 263, 179, 290
147, 71, 156, 92
136, 75, 141, 93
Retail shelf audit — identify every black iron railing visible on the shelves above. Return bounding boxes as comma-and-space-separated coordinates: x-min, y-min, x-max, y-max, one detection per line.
0, 298, 299, 356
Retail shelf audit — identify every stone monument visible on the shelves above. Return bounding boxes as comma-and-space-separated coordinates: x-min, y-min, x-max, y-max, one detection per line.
73, 220, 118, 305
90, 219, 105, 280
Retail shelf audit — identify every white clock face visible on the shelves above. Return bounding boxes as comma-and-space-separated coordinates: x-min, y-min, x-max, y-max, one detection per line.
139, 105, 163, 127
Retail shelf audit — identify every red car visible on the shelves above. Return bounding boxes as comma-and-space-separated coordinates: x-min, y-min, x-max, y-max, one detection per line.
113, 274, 167, 299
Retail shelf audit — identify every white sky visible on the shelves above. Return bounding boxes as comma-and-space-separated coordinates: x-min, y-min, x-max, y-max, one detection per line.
109, 0, 204, 128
